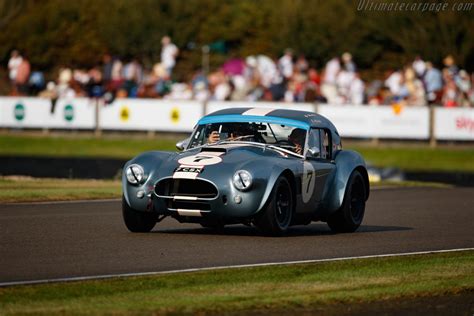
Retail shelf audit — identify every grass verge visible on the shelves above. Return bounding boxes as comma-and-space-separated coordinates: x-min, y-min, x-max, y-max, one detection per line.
1, 134, 474, 172
0, 134, 177, 159
0, 177, 447, 203
0, 177, 121, 203
0, 251, 472, 315
352, 145, 474, 172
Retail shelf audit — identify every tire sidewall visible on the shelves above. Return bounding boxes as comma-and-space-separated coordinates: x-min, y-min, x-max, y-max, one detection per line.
272, 176, 293, 231
342, 170, 366, 228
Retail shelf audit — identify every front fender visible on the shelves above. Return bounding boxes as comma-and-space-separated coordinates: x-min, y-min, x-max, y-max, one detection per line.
322, 150, 369, 213
122, 151, 175, 211
253, 164, 291, 213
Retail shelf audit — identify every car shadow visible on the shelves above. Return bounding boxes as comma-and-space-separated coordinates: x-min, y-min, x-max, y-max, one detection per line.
152, 223, 412, 237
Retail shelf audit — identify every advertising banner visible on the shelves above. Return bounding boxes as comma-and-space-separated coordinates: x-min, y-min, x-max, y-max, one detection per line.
318, 105, 430, 139
434, 108, 474, 140
0, 97, 95, 129
99, 99, 204, 132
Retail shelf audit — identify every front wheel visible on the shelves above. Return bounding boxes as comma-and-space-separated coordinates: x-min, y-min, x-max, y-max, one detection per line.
254, 175, 293, 236
122, 195, 157, 232
327, 170, 366, 233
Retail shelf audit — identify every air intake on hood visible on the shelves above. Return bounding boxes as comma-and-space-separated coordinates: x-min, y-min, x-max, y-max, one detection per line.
200, 147, 227, 153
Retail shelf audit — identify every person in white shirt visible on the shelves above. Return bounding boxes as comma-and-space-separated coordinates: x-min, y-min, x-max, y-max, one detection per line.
278, 48, 294, 80
321, 57, 341, 103
161, 36, 179, 77
349, 73, 365, 105
8, 50, 23, 88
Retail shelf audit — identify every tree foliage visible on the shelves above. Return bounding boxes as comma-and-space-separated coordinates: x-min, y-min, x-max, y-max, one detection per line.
0, 0, 472, 77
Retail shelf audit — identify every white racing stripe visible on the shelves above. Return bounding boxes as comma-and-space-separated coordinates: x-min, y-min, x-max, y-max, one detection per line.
176, 209, 203, 217
1, 247, 472, 287
172, 172, 199, 180
173, 196, 198, 201
242, 108, 275, 116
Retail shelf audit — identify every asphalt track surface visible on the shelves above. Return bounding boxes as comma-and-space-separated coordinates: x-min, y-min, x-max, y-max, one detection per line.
1, 187, 473, 284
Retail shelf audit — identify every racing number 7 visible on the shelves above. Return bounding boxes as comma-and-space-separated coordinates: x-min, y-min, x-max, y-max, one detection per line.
306, 172, 313, 194
193, 156, 213, 163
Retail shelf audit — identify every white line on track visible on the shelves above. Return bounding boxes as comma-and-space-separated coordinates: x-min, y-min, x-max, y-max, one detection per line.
1, 247, 472, 287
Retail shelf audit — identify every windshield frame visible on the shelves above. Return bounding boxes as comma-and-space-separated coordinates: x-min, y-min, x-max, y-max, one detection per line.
186, 120, 309, 159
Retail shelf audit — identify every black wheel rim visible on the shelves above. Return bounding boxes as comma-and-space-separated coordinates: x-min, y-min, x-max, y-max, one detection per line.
275, 182, 291, 228
350, 176, 365, 223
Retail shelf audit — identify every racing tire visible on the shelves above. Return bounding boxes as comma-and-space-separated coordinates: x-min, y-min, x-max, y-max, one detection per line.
122, 195, 157, 232
254, 175, 293, 236
327, 170, 366, 233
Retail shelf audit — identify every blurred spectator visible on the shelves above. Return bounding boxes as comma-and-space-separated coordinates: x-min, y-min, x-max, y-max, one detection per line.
443, 78, 458, 107
412, 56, 426, 78
278, 48, 293, 79
342, 52, 356, 73
57, 68, 75, 98
456, 70, 471, 107
443, 55, 459, 77
349, 73, 365, 105
8, 50, 23, 93
15, 56, 31, 95
86, 67, 104, 98
28, 71, 45, 95
423, 62, 443, 104
384, 70, 403, 100
39, 81, 59, 112
2, 48, 472, 107
161, 36, 179, 77
336, 69, 355, 103
123, 58, 142, 97
295, 54, 309, 73
400, 67, 426, 106
321, 57, 340, 104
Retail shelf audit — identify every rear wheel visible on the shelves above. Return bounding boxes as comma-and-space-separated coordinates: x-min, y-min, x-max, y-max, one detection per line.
122, 195, 157, 232
254, 176, 293, 236
327, 170, 366, 233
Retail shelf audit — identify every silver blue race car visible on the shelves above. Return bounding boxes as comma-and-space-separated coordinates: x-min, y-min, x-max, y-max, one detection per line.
122, 108, 369, 236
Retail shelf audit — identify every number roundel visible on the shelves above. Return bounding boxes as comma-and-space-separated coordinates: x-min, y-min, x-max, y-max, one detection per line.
302, 161, 316, 203
178, 154, 222, 166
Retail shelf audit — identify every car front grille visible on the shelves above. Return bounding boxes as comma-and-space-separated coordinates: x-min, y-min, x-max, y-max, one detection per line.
155, 178, 218, 199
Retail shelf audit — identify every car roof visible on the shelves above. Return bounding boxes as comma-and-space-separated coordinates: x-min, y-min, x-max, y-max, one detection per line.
198, 107, 337, 131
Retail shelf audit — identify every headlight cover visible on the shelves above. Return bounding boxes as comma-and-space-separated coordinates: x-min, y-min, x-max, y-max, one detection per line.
126, 164, 146, 184
233, 170, 253, 191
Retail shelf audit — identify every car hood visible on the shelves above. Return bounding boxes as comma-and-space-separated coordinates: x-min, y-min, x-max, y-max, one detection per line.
156, 143, 295, 180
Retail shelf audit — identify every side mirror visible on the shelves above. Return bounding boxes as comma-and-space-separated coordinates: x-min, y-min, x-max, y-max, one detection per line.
176, 138, 189, 151
307, 146, 320, 158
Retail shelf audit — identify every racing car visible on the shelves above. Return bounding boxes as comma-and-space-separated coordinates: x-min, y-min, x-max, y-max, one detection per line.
122, 108, 369, 236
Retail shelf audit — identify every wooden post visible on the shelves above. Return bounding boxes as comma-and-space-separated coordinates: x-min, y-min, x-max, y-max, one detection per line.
94, 98, 102, 137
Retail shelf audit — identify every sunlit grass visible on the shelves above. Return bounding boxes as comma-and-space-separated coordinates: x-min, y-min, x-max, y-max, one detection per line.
0, 251, 472, 315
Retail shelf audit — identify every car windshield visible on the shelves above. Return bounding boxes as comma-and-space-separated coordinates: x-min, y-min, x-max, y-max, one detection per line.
187, 122, 307, 155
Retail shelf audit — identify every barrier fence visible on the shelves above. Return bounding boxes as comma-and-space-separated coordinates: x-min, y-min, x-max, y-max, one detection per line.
0, 97, 473, 142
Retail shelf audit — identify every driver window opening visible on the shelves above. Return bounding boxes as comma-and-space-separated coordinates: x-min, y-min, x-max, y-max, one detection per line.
187, 122, 307, 156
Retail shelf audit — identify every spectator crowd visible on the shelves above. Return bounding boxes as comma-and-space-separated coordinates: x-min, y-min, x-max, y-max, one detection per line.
5, 36, 474, 108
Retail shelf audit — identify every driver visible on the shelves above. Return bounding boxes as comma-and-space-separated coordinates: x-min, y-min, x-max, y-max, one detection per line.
288, 128, 306, 155
207, 124, 252, 144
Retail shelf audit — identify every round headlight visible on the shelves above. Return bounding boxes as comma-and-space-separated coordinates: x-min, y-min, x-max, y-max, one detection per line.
233, 170, 253, 191
126, 164, 146, 184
